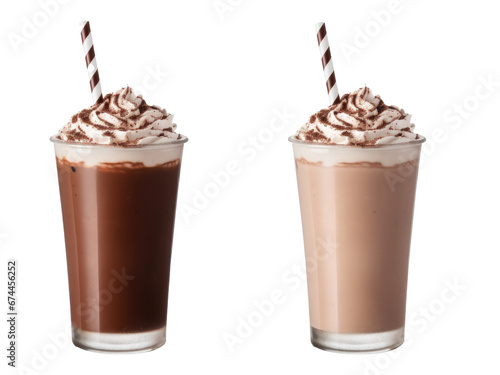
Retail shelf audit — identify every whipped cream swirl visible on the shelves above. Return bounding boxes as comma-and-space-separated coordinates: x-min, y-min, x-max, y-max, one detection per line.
56, 87, 180, 146
296, 87, 419, 146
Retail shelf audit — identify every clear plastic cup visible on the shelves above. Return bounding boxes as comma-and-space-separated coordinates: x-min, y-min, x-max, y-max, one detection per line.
290, 136, 425, 353
51, 136, 187, 353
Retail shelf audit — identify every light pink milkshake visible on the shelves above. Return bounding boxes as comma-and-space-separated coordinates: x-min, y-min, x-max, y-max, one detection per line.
291, 87, 425, 352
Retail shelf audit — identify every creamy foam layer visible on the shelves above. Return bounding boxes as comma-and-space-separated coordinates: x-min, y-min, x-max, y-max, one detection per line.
291, 137, 424, 167
56, 87, 181, 146
296, 87, 420, 146
53, 138, 186, 167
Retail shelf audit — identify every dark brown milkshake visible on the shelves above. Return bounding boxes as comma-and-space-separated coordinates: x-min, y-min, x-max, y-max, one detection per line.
291, 87, 425, 352
52, 87, 187, 352
56, 158, 181, 334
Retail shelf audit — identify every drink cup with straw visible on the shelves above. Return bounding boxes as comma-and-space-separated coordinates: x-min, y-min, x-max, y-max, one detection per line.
289, 22, 425, 353
51, 21, 187, 353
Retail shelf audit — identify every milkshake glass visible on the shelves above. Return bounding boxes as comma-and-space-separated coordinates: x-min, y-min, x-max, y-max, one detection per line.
291, 86, 425, 352
52, 87, 187, 353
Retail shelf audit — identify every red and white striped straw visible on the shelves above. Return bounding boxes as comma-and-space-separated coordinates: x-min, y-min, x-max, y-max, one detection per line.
80, 21, 103, 104
315, 22, 340, 105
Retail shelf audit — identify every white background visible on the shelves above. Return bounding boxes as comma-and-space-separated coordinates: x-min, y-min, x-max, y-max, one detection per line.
1, 0, 499, 374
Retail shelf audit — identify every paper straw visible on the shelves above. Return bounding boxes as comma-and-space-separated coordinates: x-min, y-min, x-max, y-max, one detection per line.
80, 21, 103, 104
315, 22, 340, 105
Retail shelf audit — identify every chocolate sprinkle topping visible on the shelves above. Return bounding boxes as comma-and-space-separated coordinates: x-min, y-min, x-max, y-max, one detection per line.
296, 86, 416, 146
55, 87, 181, 146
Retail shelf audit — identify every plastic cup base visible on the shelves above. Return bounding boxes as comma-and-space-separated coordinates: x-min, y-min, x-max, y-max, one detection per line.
72, 326, 166, 353
310, 326, 404, 354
